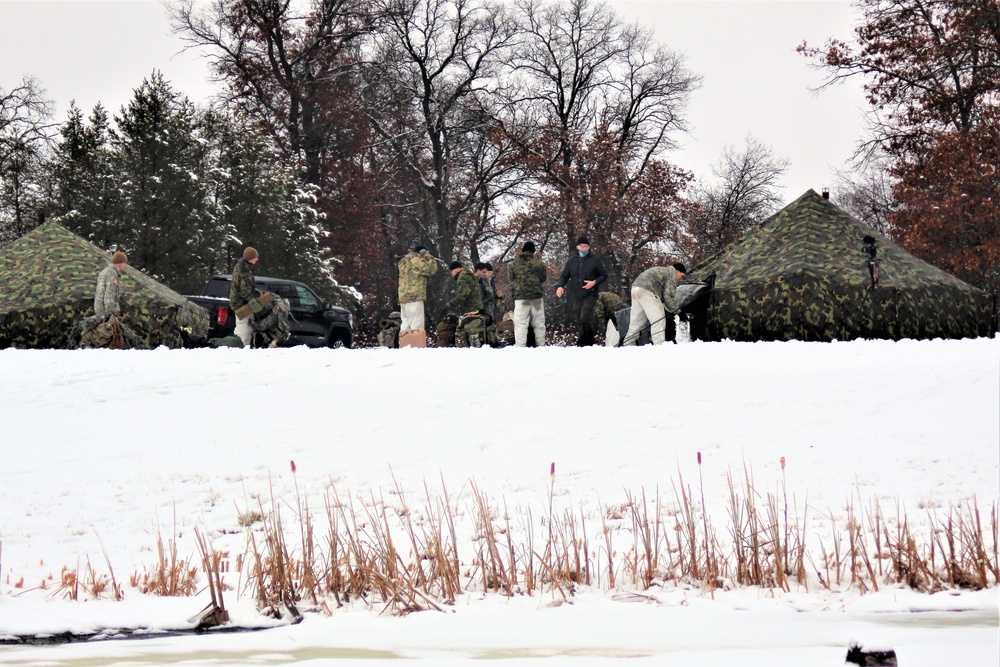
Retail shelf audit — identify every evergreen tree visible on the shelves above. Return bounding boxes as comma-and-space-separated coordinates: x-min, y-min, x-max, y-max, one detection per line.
49, 103, 119, 247
111, 71, 217, 293
203, 112, 339, 299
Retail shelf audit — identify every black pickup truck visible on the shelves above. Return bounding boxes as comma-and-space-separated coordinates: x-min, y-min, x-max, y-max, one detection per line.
188, 275, 353, 348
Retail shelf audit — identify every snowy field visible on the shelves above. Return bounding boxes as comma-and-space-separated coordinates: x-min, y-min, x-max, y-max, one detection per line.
0, 338, 998, 666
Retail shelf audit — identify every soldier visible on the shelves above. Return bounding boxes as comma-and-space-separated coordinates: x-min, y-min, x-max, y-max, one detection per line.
595, 291, 627, 346
94, 251, 128, 318
230, 246, 262, 346
508, 241, 547, 347
623, 263, 686, 345
555, 236, 607, 346
475, 262, 502, 320
445, 260, 483, 315
397, 245, 439, 332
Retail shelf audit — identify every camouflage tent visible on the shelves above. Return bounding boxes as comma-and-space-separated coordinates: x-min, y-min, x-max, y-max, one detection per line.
0, 222, 209, 349
686, 190, 997, 342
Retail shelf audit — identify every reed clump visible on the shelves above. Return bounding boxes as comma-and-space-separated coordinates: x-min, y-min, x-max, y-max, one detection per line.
23, 464, 998, 617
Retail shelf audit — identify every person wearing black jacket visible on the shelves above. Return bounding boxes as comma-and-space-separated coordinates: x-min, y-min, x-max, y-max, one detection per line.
555, 236, 607, 346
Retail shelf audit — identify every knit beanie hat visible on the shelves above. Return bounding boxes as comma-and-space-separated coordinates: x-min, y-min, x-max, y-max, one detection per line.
576, 235, 590, 246
111, 251, 127, 264
672, 262, 687, 274
522, 241, 535, 254
448, 260, 463, 271
243, 247, 259, 261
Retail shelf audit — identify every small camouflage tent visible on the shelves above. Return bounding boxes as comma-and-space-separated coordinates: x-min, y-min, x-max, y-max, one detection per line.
0, 222, 209, 349
686, 190, 997, 341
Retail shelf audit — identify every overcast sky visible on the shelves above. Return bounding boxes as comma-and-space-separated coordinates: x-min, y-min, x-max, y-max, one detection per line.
0, 0, 867, 200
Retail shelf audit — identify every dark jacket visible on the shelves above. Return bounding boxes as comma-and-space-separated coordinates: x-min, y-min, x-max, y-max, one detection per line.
509, 251, 547, 301
555, 252, 607, 301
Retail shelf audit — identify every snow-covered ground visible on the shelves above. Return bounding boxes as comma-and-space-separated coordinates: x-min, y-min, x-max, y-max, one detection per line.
1, 338, 998, 666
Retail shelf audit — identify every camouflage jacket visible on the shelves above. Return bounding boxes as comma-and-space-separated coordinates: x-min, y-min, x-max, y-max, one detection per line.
633, 266, 680, 313
508, 252, 547, 300
479, 275, 499, 314
397, 251, 438, 303
595, 292, 627, 328
448, 268, 483, 314
229, 258, 258, 311
94, 264, 123, 317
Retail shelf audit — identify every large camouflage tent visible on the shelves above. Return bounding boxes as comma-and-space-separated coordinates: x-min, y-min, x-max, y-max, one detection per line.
0, 222, 209, 349
685, 190, 997, 341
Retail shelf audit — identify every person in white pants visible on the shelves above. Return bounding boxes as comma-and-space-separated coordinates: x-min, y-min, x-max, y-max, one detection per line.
397, 245, 439, 332
623, 263, 686, 345
513, 298, 546, 346
508, 241, 547, 346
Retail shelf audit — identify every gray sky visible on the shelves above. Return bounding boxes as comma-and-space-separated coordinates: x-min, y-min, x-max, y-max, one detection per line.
1, 0, 867, 200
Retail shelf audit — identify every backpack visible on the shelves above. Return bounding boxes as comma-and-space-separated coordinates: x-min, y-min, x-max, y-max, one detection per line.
435, 312, 459, 347
494, 314, 514, 347
378, 312, 402, 348
457, 312, 489, 348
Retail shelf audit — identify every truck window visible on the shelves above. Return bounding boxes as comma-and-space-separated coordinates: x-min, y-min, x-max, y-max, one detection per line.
204, 279, 230, 298
294, 285, 321, 310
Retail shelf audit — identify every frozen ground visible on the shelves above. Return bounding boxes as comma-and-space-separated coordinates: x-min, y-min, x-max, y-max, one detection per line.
0, 338, 997, 665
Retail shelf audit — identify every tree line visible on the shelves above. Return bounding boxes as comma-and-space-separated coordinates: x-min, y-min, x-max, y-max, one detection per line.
2, 0, 997, 338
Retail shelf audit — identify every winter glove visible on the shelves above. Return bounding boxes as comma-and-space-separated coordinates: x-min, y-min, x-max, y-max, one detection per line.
249, 298, 263, 314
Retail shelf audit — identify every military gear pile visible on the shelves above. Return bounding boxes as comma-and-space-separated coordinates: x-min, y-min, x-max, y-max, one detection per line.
686, 190, 997, 341
251, 294, 292, 347
495, 312, 515, 347
456, 312, 490, 347
435, 312, 459, 347
70, 314, 143, 349
0, 222, 208, 349
378, 311, 402, 348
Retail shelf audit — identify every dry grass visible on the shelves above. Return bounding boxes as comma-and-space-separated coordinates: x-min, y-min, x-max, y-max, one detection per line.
19, 466, 998, 617
130, 533, 198, 596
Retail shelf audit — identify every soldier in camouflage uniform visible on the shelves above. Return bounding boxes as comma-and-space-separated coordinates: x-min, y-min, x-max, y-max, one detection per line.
94, 251, 128, 317
624, 263, 685, 345
595, 291, 627, 346
508, 241, 547, 346
474, 262, 501, 320
397, 245, 439, 331
230, 247, 261, 346
445, 261, 483, 315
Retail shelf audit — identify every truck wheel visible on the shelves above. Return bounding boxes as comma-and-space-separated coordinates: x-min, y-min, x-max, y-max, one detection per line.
328, 332, 349, 349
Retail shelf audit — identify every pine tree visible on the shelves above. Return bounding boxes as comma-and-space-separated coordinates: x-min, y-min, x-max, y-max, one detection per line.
49, 103, 119, 247
203, 112, 347, 302
111, 71, 216, 292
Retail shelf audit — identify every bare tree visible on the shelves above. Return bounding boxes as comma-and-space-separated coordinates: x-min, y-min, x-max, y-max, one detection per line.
0, 76, 55, 245
683, 136, 788, 262
833, 152, 897, 236
169, 0, 376, 186
501, 0, 699, 249
360, 0, 520, 264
